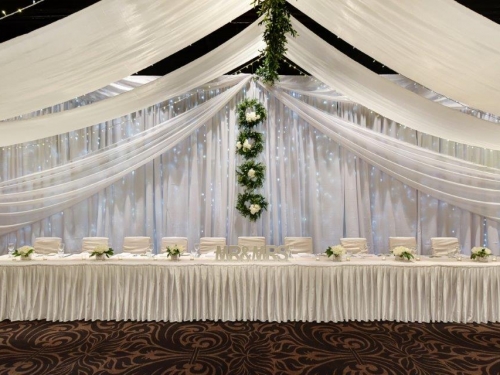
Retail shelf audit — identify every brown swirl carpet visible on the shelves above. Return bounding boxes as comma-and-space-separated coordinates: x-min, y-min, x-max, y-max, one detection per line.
0, 320, 499, 375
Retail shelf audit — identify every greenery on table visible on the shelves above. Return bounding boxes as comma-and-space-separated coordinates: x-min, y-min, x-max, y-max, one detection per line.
12, 246, 34, 258
325, 245, 345, 258
90, 246, 114, 258
252, 0, 297, 85
470, 247, 491, 259
165, 245, 183, 258
392, 246, 414, 261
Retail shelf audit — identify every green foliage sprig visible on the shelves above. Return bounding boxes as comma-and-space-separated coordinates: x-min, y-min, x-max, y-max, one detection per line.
165, 244, 183, 257
253, 0, 297, 85
236, 160, 266, 190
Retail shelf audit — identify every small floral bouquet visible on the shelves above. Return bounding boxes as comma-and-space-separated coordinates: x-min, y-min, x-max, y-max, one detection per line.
470, 247, 491, 260
165, 244, 183, 259
392, 246, 414, 261
90, 245, 114, 259
325, 245, 346, 259
13, 246, 34, 259
245, 111, 261, 123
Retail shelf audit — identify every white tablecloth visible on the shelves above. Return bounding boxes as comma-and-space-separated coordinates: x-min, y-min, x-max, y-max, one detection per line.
1, 254, 499, 323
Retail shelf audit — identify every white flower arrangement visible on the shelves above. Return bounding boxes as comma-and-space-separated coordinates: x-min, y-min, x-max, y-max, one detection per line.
325, 245, 345, 258
165, 244, 183, 258
471, 246, 492, 259
90, 245, 114, 258
392, 246, 414, 261
242, 139, 252, 151
249, 204, 261, 214
13, 245, 34, 258
247, 168, 256, 178
236, 141, 242, 150
245, 112, 261, 122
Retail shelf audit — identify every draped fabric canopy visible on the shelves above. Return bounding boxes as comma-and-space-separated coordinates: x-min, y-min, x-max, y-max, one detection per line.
0, 0, 499, 255
0, 0, 251, 120
289, 0, 500, 116
286, 18, 500, 151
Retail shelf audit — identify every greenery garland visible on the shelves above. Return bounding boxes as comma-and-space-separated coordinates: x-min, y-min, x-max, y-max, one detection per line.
236, 191, 269, 222
236, 130, 264, 159
235, 99, 268, 221
237, 98, 267, 128
252, 0, 297, 85
236, 160, 266, 190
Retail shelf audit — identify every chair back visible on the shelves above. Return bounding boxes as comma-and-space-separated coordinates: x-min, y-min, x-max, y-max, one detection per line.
161, 237, 188, 254
430, 237, 459, 257
82, 237, 109, 253
123, 237, 151, 254
238, 236, 266, 251
340, 238, 368, 254
389, 237, 416, 251
199, 237, 226, 254
284, 237, 313, 254
34, 237, 61, 255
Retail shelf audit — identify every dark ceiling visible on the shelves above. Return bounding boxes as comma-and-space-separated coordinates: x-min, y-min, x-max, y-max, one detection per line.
1, 0, 499, 77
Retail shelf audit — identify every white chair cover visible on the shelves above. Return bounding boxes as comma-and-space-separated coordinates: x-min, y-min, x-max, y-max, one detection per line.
33, 237, 61, 255
82, 237, 109, 253
340, 238, 368, 254
123, 237, 151, 254
284, 237, 313, 254
161, 237, 188, 254
430, 237, 459, 257
238, 236, 266, 251
389, 237, 417, 251
199, 237, 226, 254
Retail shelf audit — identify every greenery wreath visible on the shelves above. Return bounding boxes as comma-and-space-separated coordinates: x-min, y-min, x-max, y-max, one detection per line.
236, 191, 269, 222
237, 98, 267, 129
235, 130, 264, 159
236, 160, 266, 190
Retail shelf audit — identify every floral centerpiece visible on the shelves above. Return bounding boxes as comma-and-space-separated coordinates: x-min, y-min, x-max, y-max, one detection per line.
392, 246, 414, 261
471, 247, 492, 261
90, 245, 114, 260
165, 244, 183, 260
325, 245, 345, 261
13, 246, 34, 260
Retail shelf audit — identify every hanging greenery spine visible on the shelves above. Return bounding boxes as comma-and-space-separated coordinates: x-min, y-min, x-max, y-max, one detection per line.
235, 98, 268, 221
252, 0, 297, 85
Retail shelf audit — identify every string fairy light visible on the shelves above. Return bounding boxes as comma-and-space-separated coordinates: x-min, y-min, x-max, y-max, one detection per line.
0, 0, 45, 21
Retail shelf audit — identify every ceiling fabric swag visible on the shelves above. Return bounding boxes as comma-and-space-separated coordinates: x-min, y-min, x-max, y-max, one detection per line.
0, 0, 251, 121
0, 77, 251, 235
260, 84, 500, 222
285, 18, 500, 151
0, 19, 263, 147
289, 0, 500, 116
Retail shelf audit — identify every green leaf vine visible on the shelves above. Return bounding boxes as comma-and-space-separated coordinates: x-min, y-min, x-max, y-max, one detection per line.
252, 0, 297, 85
235, 99, 268, 221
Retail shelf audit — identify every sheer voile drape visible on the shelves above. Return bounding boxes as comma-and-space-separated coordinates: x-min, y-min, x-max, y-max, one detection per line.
0, 0, 252, 120
1, 77, 498, 255
0, 20, 264, 146
289, 0, 500, 116
285, 18, 500, 151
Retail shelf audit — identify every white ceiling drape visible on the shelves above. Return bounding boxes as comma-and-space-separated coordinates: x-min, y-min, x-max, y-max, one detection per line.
0, 77, 250, 235
286, 18, 500, 151
0, 19, 264, 146
289, 0, 500, 116
0, 0, 251, 121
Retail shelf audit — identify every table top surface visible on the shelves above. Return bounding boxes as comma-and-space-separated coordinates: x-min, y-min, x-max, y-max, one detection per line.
0, 253, 499, 268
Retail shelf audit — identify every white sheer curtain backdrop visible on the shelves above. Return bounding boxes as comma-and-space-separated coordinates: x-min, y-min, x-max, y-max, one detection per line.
1, 78, 498, 255
0, 20, 264, 146
285, 18, 500, 150
0, 0, 251, 121
289, 0, 500, 116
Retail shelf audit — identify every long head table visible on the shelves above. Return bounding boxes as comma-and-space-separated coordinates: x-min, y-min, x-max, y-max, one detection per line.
0, 254, 499, 323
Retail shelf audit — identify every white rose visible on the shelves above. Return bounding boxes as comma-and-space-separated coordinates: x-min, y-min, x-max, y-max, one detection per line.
486, 248, 492, 255
247, 168, 256, 178
18, 246, 33, 255
330, 245, 345, 256
246, 112, 257, 122
94, 245, 108, 254
243, 139, 252, 150
471, 247, 482, 254
392, 246, 410, 257
255, 114, 261, 120
236, 141, 242, 150
249, 204, 261, 214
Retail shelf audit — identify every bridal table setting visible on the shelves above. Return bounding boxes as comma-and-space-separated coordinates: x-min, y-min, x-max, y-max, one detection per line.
1, 250, 499, 324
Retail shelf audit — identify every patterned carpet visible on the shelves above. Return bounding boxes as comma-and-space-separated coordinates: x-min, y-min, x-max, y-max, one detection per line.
0, 320, 499, 375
